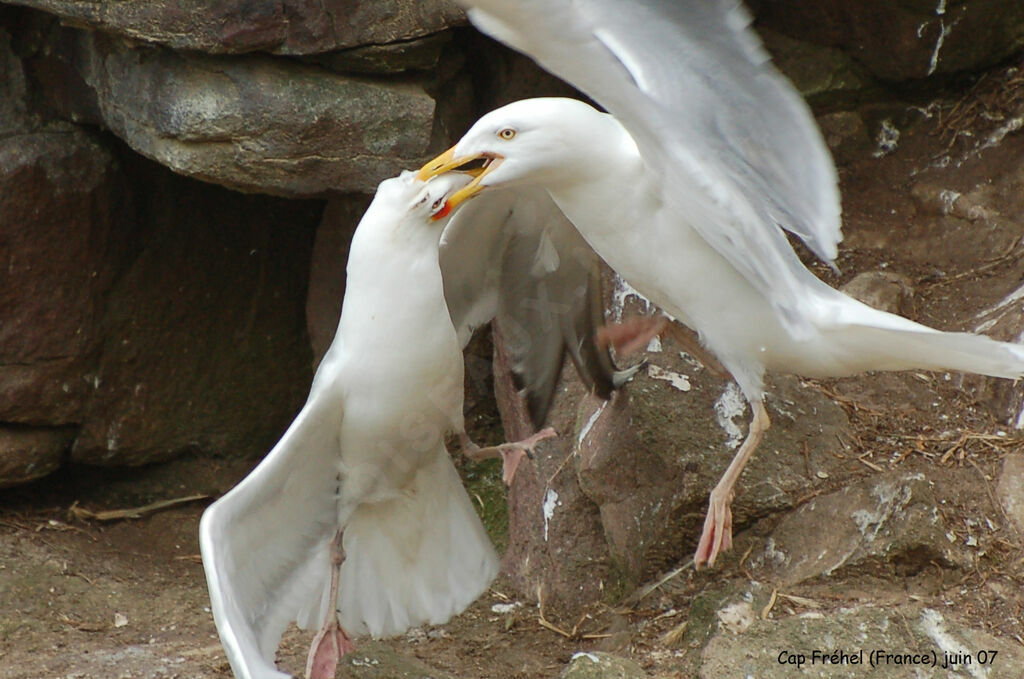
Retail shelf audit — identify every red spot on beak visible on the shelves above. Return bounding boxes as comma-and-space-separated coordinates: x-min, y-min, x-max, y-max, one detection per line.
432, 201, 453, 221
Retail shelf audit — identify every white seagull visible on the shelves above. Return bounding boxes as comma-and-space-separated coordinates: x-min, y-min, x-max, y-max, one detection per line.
418, 0, 1024, 569
200, 171, 631, 679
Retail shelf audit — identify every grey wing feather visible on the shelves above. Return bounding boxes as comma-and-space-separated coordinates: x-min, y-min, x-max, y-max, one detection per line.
199, 373, 343, 679
465, 0, 842, 332
440, 187, 632, 427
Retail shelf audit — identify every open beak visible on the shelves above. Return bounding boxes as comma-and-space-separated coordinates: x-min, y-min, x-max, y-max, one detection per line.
417, 146, 503, 221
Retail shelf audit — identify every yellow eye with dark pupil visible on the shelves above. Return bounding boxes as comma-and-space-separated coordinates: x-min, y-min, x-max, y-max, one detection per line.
498, 128, 516, 140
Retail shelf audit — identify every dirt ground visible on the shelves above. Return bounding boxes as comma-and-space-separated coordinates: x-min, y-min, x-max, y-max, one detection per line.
4, 57, 1024, 679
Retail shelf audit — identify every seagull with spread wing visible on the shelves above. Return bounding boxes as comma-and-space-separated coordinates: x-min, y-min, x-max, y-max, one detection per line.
199, 170, 638, 678
418, 0, 1024, 569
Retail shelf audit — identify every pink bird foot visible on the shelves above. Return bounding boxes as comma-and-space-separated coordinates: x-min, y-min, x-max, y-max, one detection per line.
455, 427, 558, 485
493, 427, 557, 485
306, 531, 353, 679
306, 619, 356, 679
694, 486, 734, 569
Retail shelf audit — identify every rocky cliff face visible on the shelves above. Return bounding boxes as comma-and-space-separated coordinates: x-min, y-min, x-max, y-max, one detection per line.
2, 1, 1024, 634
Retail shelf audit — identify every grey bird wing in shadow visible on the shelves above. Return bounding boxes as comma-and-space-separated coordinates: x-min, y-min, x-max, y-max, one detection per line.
439, 185, 640, 429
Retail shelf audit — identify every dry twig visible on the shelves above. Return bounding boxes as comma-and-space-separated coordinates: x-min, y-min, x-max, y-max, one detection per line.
68, 494, 209, 522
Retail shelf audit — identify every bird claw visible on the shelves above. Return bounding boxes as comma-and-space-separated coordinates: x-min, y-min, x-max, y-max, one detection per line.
693, 489, 733, 570
498, 427, 557, 485
306, 621, 355, 679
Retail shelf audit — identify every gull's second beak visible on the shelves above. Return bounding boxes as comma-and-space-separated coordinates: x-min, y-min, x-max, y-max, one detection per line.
417, 146, 503, 221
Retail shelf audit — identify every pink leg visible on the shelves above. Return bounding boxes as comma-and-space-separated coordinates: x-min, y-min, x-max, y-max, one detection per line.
457, 428, 557, 485
305, 531, 356, 679
596, 316, 668, 357
596, 317, 732, 380
694, 400, 769, 569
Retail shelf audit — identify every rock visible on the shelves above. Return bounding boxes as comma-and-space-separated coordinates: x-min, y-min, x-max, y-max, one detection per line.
498, 274, 853, 608
560, 652, 648, 679
996, 453, 1024, 535
840, 271, 915, 315
304, 32, 452, 75
760, 29, 869, 102
10, 0, 465, 55
0, 426, 74, 488
496, 340, 612, 608
337, 640, 457, 679
70, 153, 319, 466
69, 33, 438, 196
0, 24, 30, 134
699, 603, 1024, 678
757, 0, 1024, 81
748, 471, 967, 585
0, 124, 123, 429
467, 33, 581, 108
817, 111, 872, 162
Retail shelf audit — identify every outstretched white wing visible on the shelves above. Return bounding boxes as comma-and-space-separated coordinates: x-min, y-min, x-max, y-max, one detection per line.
440, 185, 637, 426
199, 365, 344, 679
464, 0, 841, 331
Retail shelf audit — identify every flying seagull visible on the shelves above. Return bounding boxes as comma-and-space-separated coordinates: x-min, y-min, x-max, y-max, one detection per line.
418, 0, 1024, 569
200, 172, 620, 679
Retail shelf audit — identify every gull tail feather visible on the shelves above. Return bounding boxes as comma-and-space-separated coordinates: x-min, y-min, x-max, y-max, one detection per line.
302, 449, 498, 639
824, 301, 1024, 379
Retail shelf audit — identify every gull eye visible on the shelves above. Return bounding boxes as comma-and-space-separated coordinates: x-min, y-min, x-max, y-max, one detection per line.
431, 197, 445, 211
498, 128, 517, 140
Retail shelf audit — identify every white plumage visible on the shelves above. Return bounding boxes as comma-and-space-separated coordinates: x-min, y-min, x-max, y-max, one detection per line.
200, 173, 498, 679
419, 0, 1024, 568
200, 169, 636, 678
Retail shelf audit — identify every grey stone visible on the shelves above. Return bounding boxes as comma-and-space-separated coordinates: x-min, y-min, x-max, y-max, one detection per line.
841, 271, 915, 316
996, 453, 1024, 535
305, 32, 452, 75
817, 111, 872, 161
76, 33, 438, 196
7, 0, 465, 55
498, 272, 853, 609
761, 29, 869, 100
0, 124, 123, 428
0, 426, 73, 488
748, 471, 967, 585
0, 25, 30, 134
70, 154, 319, 467
757, 0, 1024, 81
699, 603, 1024, 678
560, 652, 648, 679
336, 640, 458, 679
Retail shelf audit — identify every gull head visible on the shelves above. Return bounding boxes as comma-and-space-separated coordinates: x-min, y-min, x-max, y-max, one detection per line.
367, 171, 473, 237
417, 98, 613, 219
407, 172, 474, 222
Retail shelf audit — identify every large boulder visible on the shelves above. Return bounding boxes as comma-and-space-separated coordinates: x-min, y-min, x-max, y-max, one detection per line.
71, 152, 320, 466
6, 0, 464, 55
63, 33, 439, 197
698, 600, 1024, 678
0, 22, 122, 486
757, 0, 1024, 82
496, 276, 853, 609
0, 426, 75, 488
0, 11, 330, 480
0, 126, 125, 444
748, 471, 968, 585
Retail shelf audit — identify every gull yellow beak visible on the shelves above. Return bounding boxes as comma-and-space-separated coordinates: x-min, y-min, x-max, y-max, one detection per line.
417, 146, 502, 221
